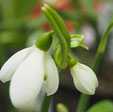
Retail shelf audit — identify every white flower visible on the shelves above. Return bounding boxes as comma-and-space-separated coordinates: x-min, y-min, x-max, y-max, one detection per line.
70, 63, 98, 95
0, 46, 59, 110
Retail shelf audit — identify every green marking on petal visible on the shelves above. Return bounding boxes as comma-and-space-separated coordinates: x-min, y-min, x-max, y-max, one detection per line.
44, 74, 47, 81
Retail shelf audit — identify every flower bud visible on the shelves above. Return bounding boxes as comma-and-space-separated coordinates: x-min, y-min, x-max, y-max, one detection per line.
70, 63, 98, 95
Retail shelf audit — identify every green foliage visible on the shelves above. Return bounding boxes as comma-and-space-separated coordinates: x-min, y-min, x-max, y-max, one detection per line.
87, 100, 113, 112
0, 0, 41, 46
12, 0, 39, 18
0, 0, 40, 19
79, 0, 96, 20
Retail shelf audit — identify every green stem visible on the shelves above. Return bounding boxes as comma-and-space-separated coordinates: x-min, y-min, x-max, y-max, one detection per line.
40, 93, 53, 112
76, 16, 113, 112
92, 20, 113, 73
77, 94, 90, 112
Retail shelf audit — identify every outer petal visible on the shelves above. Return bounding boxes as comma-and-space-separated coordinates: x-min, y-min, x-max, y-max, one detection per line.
70, 63, 98, 95
10, 48, 44, 109
43, 53, 59, 96
19, 98, 37, 111
0, 47, 32, 83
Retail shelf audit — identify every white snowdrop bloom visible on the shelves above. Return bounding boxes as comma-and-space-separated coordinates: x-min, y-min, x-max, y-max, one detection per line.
0, 46, 59, 110
70, 63, 98, 95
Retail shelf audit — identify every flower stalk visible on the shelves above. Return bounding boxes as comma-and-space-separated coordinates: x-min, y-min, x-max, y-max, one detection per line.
76, 15, 113, 112
40, 93, 53, 112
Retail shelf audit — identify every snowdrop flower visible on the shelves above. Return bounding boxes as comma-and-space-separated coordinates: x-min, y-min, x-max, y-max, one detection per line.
70, 63, 98, 95
0, 46, 59, 110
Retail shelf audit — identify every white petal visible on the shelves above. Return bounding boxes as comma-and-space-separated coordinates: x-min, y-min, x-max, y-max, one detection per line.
10, 48, 44, 109
0, 47, 32, 83
78, 63, 98, 88
70, 63, 98, 95
43, 53, 59, 96
19, 98, 37, 111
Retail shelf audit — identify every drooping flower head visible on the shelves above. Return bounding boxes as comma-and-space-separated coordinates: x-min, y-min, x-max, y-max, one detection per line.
70, 62, 98, 95
0, 31, 59, 110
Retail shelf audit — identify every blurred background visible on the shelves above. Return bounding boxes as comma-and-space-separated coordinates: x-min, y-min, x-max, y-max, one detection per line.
0, 0, 113, 112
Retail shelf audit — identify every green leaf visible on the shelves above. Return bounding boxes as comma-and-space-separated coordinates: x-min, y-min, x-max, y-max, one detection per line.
79, 0, 96, 20
87, 100, 113, 112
